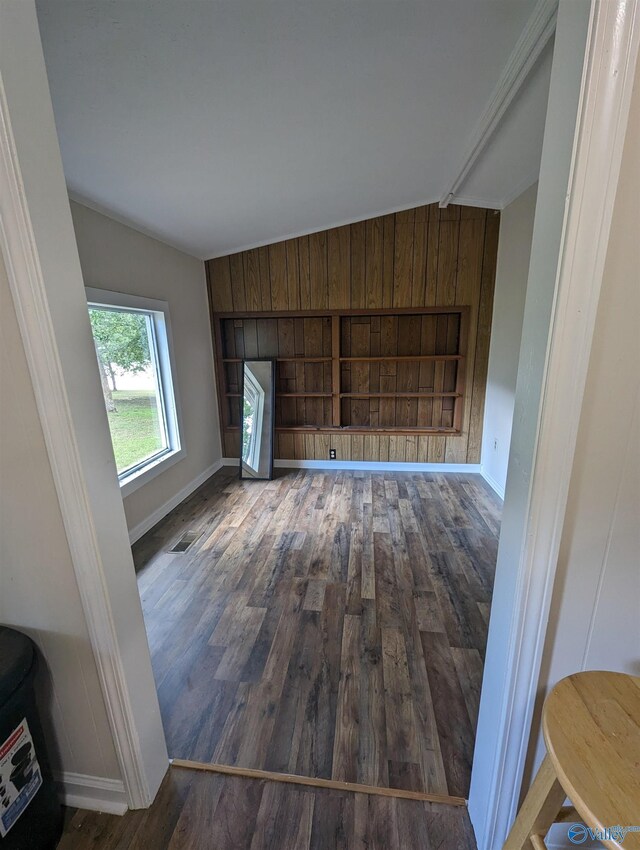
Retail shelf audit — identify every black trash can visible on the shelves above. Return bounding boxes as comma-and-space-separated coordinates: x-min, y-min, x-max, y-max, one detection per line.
0, 627, 62, 849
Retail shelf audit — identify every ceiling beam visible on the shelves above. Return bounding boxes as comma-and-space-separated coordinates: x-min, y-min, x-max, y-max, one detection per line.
439, 0, 558, 208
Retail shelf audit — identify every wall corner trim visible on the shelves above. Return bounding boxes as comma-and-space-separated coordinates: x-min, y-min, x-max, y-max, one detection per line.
55, 772, 128, 816
480, 467, 505, 500
440, 0, 558, 207
128, 459, 224, 543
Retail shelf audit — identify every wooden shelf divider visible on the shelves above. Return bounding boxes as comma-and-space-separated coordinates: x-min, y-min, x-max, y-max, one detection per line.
331, 315, 341, 428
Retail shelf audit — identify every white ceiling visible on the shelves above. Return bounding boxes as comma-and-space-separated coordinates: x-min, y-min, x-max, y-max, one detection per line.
36, 0, 548, 260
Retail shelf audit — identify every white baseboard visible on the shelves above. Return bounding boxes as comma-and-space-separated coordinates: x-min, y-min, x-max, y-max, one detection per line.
55, 771, 128, 815
222, 457, 481, 473
128, 459, 224, 543
480, 466, 505, 499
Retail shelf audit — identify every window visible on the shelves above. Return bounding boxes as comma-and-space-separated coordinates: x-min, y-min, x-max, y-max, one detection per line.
86, 288, 183, 495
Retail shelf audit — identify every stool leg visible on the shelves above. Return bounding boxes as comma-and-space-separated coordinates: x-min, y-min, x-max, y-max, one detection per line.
503, 754, 567, 850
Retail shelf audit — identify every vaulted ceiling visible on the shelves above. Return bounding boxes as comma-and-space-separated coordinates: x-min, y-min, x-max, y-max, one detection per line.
36, 0, 552, 259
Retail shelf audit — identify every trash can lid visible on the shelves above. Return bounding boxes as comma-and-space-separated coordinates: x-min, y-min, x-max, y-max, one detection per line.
0, 627, 35, 705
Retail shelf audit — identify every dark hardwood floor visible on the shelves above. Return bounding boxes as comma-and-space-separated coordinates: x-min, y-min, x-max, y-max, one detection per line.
134, 468, 501, 799
58, 766, 478, 849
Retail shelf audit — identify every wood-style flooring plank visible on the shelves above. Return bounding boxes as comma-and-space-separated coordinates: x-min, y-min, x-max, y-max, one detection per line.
136, 468, 500, 798
421, 630, 476, 799
381, 628, 419, 764
166, 771, 226, 850
332, 613, 361, 782
59, 766, 478, 850
250, 780, 315, 850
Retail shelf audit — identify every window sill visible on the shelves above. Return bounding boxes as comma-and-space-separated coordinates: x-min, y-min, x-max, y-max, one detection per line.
119, 447, 186, 498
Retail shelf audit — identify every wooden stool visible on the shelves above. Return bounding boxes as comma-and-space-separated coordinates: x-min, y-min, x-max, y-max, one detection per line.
503, 671, 640, 850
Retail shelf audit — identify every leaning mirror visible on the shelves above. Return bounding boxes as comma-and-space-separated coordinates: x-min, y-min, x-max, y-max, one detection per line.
240, 359, 275, 480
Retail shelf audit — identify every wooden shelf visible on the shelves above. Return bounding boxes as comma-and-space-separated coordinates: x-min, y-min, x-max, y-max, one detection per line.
279, 392, 332, 398
339, 392, 462, 399
214, 306, 466, 319
223, 357, 332, 364
274, 426, 459, 435
218, 425, 460, 435
226, 391, 331, 398
280, 357, 332, 363
340, 355, 463, 363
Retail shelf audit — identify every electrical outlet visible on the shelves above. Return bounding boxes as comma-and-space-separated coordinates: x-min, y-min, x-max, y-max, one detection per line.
329, 448, 337, 460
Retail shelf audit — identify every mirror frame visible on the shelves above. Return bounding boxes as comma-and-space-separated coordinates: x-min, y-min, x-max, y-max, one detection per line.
239, 358, 276, 481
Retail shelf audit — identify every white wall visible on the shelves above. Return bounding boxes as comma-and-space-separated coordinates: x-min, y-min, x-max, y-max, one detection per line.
481, 183, 538, 498
70, 201, 222, 539
523, 63, 640, 844
0, 253, 121, 786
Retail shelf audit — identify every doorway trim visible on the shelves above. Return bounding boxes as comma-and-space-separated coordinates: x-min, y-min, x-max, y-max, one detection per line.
0, 76, 160, 812
468, 1, 640, 848
0, 0, 638, 834
0, 1, 167, 809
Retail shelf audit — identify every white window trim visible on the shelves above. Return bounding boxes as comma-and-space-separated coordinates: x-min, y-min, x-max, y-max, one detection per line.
86, 287, 185, 497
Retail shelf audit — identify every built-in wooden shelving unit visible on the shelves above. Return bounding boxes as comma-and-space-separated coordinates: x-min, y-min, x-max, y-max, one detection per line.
213, 306, 469, 445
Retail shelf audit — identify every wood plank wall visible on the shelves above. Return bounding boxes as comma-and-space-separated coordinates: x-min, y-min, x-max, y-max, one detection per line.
207, 203, 500, 463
